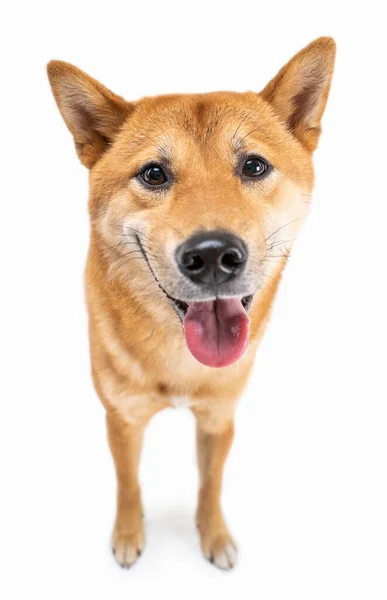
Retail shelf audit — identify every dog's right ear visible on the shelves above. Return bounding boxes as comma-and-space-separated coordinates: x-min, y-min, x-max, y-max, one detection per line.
47, 61, 133, 168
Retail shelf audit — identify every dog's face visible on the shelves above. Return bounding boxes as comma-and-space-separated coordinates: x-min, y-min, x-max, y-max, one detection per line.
48, 37, 335, 368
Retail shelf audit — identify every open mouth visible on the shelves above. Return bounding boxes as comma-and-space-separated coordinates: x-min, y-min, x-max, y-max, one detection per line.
166, 293, 253, 321
166, 293, 253, 368
136, 235, 253, 368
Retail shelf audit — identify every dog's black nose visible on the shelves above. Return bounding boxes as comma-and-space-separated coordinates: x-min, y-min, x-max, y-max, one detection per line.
176, 231, 248, 285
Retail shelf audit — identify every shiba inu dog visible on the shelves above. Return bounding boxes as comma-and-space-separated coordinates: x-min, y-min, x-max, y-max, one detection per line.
47, 37, 335, 570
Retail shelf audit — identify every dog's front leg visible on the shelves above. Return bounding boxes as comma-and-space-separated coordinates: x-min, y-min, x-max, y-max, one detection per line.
106, 411, 146, 568
192, 403, 237, 570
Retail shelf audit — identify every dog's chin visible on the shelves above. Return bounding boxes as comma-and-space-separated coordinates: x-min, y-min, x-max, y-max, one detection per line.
164, 292, 254, 368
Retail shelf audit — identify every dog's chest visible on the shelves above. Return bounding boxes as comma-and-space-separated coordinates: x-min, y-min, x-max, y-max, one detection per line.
168, 395, 192, 409
105, 390, 195, 425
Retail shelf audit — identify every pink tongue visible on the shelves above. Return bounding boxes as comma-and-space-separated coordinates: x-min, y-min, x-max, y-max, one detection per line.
183, 298, 250, 368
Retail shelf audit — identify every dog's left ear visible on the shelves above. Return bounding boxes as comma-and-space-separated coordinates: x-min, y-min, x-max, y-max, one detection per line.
261, 37, 336, 152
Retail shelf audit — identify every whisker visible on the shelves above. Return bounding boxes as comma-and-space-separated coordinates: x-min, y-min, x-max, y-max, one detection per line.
265, 215, 306, 242
264, 255, 288, 260
267, 238, 295, 250
232, 113, 250, 141
240, 124, 261, 142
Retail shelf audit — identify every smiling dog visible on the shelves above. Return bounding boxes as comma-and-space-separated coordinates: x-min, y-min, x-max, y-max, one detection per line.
47, 37, 335, 570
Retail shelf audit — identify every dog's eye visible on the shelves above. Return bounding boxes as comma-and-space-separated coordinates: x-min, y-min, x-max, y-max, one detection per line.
140, 164, 168, 187
242, 156, 271, 179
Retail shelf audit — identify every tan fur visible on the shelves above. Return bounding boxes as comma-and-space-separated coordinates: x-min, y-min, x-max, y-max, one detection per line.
47, 37, 335, 570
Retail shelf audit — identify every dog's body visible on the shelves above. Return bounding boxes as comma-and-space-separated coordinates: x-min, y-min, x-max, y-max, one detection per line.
48, 38, 335, 570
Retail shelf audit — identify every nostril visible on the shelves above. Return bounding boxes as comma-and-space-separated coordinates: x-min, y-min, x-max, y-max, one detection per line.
176, 231, 248, 284
220, 249, 244, 272
182, 253, 205, 273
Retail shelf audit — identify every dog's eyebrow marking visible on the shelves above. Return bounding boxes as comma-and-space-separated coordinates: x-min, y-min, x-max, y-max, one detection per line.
232, 130, 252, 153
148, 146, 172, 169
137, 134, 172, 165
156, 143, 171, 165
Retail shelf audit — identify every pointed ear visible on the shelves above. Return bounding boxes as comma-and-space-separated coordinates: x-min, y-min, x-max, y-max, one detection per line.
260, 37, 336, 152
47, 61, 133, 168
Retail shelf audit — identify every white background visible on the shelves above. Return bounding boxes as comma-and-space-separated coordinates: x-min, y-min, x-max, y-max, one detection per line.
1, 1, 386, 598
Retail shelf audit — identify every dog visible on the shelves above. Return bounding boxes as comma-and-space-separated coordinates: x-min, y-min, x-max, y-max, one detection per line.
47, 37, 335, 570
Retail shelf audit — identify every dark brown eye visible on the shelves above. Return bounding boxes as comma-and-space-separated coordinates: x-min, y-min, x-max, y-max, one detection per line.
242, 156, 270, 179
140, 164, 168, 187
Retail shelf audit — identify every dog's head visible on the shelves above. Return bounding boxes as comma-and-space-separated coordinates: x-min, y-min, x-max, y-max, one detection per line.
48, 38, 335, 368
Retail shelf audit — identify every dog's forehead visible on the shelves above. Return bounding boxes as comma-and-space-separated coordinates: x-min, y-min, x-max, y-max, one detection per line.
126, 91, 273, 141
115, 91, 299, 171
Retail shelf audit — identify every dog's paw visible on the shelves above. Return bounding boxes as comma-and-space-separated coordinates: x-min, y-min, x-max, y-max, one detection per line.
201, 532, 238, 571
111, 528, 145, 569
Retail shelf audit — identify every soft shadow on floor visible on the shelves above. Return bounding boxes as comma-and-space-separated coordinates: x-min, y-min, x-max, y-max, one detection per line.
144, 507, 199, 555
